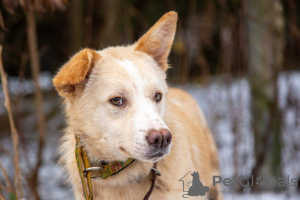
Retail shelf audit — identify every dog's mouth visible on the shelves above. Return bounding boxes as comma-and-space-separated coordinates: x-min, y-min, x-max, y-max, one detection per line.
145, 152, 166, 162
120, 148, 166, 162
149, 152, 164, 158
119, 143, 172, 162
144, 147, 171, 162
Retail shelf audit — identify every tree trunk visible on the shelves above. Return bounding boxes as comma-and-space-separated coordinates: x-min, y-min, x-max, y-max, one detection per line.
69, 0, 84, 52
246, 0, 285, 191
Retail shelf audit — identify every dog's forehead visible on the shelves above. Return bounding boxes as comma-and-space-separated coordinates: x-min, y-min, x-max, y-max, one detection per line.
95, 47, 166, 82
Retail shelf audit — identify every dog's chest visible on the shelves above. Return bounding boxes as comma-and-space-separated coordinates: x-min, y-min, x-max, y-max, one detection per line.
92, 181, 148, 200
90, 179, 176, 200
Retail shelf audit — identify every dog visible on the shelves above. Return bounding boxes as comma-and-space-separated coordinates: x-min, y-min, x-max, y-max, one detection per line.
53, 11, 222, 200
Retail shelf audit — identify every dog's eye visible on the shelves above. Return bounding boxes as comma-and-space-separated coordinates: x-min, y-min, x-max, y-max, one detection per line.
155, 93, 162, 103
110, 97, 123, 106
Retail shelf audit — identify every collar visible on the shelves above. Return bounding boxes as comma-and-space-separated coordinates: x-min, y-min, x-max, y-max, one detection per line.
84, 158, 136, 179
74, 134, 160, 200
75, 134, 135, 179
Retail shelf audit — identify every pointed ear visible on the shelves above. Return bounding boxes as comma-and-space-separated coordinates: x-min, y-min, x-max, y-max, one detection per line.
135, 11, 178, 71
53, 48, 101, 99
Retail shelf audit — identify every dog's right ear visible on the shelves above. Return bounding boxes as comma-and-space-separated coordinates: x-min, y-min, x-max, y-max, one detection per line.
53, 48, 101, 99
135, 11, 177, 71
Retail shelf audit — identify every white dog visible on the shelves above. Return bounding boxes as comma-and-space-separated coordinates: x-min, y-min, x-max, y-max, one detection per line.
53, 11, 222, 200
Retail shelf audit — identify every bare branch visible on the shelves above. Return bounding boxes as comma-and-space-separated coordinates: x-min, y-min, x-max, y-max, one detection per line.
26, 4, 47, 200
0, 193, 5, 200
0, 9, 6, 30
0, 158, 12, 192
0, 45, 24, 198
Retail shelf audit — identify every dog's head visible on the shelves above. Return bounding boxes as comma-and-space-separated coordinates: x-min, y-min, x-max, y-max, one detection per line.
53, 12, 177, 163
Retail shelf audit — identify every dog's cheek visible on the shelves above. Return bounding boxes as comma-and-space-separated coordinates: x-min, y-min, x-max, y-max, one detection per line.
98, 110, 135, 146
156, 99, 167, 117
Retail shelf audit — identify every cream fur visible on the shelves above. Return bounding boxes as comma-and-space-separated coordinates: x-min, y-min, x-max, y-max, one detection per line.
54, 11, 222, 200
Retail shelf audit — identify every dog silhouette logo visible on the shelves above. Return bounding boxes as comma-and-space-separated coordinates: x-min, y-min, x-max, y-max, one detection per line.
179, 171, 209, 198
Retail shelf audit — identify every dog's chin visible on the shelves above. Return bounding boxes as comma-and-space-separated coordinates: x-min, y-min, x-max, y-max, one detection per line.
138, 155, 165, 163
135, 154, 163, 162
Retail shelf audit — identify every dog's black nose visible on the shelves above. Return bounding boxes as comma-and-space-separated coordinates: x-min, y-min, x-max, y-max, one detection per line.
146, 129, 172, 148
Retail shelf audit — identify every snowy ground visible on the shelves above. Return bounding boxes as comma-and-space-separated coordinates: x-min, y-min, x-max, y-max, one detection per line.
225, 193, 300, 200
1, 72, 300, 199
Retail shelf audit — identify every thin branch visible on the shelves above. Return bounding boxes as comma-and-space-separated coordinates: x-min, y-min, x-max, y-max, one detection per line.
16, 52, 32, 170
0, 158, 12, 192
26, 5, 46, 200
0, 45, 23, 198
0, 193, 5, 200
0, 184, 7, 190
0, 9, 6, 30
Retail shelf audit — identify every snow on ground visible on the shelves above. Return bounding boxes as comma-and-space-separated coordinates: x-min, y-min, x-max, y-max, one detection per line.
182, 73, 300, 182
225, 193, 300, 200
181, 77, 254, 178
1, 72, 300, 199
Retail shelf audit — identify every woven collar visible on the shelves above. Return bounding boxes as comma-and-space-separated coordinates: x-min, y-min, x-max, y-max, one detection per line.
87, 158, 136, 179
75, 134, 159, 200
75, 135, 135, 179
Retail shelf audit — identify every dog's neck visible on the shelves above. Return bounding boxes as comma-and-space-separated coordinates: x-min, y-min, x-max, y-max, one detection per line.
75, 134, 160, 200
73, 130, 157, 183
75, 134, 137, 179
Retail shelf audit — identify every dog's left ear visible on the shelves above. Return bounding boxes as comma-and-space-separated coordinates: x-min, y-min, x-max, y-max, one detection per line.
135, 11, 178, 71
53, 48, 101, 99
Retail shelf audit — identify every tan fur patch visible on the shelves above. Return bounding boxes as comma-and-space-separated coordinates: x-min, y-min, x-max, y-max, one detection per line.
135, 11, 177, 71
53, 48, 101, 98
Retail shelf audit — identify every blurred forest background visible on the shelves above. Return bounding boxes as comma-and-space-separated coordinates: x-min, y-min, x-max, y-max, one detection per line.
0, 0, 300, 199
